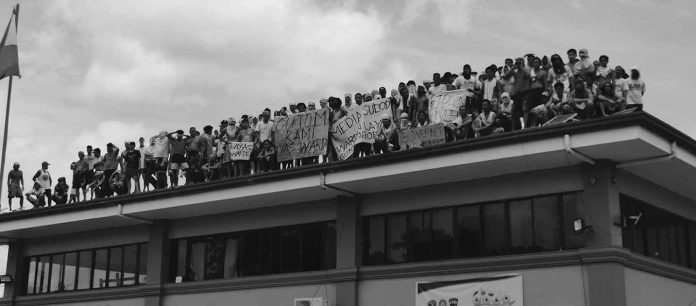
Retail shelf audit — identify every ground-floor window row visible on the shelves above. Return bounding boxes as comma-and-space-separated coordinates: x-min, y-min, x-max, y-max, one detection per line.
621, 194, 696, 269
169, 221, 337, 282
363, 193, 585, 265
24, 243, 148, 295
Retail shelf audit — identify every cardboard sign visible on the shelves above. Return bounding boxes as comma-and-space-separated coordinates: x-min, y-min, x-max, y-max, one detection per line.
273, 109, 330, 161
228, 142, 254, 160
398, 124, 446, 149
416, 274, 523, 306
429, 90, 468, 124
330, 98, 392, 160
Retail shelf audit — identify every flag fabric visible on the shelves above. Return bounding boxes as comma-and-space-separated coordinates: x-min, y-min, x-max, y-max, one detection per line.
0, 4, 19, 80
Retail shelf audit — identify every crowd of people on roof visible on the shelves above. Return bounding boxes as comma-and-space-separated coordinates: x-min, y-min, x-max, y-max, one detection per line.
3, 48, 646, 212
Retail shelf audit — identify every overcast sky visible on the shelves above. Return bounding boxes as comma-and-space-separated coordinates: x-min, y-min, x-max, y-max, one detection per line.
0, 0, 694, 208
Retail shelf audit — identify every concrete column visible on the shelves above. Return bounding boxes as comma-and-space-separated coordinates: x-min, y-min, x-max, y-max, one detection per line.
2, 240, 24, 305
144, 220, 168, 306
580, 160, 623, 248
334, 196, 360, 306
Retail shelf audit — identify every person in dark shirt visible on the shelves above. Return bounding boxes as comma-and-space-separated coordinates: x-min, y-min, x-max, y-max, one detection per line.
123, 141, 142, 194
52, 177, 69, 205
168, 130, 189, 187
7, 162, 24, 210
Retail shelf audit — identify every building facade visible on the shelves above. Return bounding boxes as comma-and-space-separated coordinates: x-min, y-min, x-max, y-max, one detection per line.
1, 112, 695, 306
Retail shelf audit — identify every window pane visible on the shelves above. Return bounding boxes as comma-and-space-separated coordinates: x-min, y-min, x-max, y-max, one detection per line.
322, 222, 336, 269
37, 256, 51, 294
675, 220, 688, 267
204, 237, 226, 280
63, 252, 77, 291
108, 247, 123, 287
408, 211, 430, 262
387, 214, 407, 264
456, 205, 481, 258
562, 193, 585, 249
239, 231, 261, 277
300, 226, 321, 271
644, 206, 659, 258
25, 257, 37, 295
365, 216, 386, 265
281, 228, 301, 273
509, 200, 533, 253
189, 241, 205, 281
138, 244, 148, 284
533, 196, 561, 251
265, 229, 281, 275
689, 222, 696, 269
224, 237, 239, 278
122, 245, 138, 286
49, 254, 64, 292
77, 251, 92, 290
431, 208, 454, 260
92, 249, 108, 289
483, 202, 508, 255
657, 211, 671, 261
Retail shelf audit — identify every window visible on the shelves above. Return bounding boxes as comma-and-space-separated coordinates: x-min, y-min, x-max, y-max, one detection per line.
363, 193, 580, 266
170, 221, 336, 282
620, 194, 696, 270
24, 243, 147, 295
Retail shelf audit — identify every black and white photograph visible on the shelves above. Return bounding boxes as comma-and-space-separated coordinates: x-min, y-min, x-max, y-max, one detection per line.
0, 0, 694, 305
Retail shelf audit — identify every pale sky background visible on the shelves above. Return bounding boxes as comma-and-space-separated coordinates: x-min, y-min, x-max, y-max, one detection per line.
0, 0, 694, 210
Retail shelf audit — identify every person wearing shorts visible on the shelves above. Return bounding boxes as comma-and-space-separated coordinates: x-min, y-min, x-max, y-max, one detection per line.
123, 141, 142, 194
168, 130, 189, 187
7, 162, 24, 210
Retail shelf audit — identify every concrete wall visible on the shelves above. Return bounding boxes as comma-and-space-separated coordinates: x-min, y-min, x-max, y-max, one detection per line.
169, 200, 337, 239
50, 297, 145, 306
163, 284, 336, 306
624, 268, 696, 306
358, 266, 587, 306
23, 225, 149, 256
361, 166, 583, 216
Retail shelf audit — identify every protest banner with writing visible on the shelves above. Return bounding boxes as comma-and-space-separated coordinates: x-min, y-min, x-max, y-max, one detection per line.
416, 274, 523, 306
429, 90, 468, 124
398, 124, 446, 149
228, 142, 254, 160
330, 98, 392, 160
273, 109, 330, 161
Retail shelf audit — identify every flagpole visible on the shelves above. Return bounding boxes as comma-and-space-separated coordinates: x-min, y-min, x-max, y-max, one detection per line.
0, 76, 13, 209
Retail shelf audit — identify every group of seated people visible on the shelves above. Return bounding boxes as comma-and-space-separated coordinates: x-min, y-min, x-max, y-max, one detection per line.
4, 48, 646, 211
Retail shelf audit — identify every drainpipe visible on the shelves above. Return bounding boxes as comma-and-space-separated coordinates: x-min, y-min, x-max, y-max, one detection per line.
117, 203, 152, 224
564, 134, 596, 165
319, 172, 358, 197
616, 141, 677, 169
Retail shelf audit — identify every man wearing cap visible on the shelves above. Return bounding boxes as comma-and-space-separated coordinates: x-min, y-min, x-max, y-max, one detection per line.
32, 161, 53, 206
626, 66, 646, 107
319, 98, 328, 109
6, 162, 24, 210
308, 102, 317, 111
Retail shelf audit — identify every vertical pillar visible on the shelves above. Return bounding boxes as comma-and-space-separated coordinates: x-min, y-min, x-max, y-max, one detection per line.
144, 220, 168, 306
335, 196, 360, 306
581, 160, 623, 248
3, 240, 24, 305
584, 262, 627, 306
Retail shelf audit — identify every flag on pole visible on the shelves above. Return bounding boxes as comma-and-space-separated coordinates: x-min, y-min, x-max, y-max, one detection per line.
0, 4, 19, 80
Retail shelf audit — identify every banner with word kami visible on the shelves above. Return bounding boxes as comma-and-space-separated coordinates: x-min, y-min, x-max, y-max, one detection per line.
273, 109, 330, 161
228, 142, 255, 160
330, 98, 392, 160
398, 124, 446, 149
429, 90, 468, 124
416, 274, 523, 306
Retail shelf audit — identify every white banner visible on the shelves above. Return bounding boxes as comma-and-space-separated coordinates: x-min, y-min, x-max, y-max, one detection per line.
429, 90, 468, 124
330, 98, 392, 160
416, 274, 523, 306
